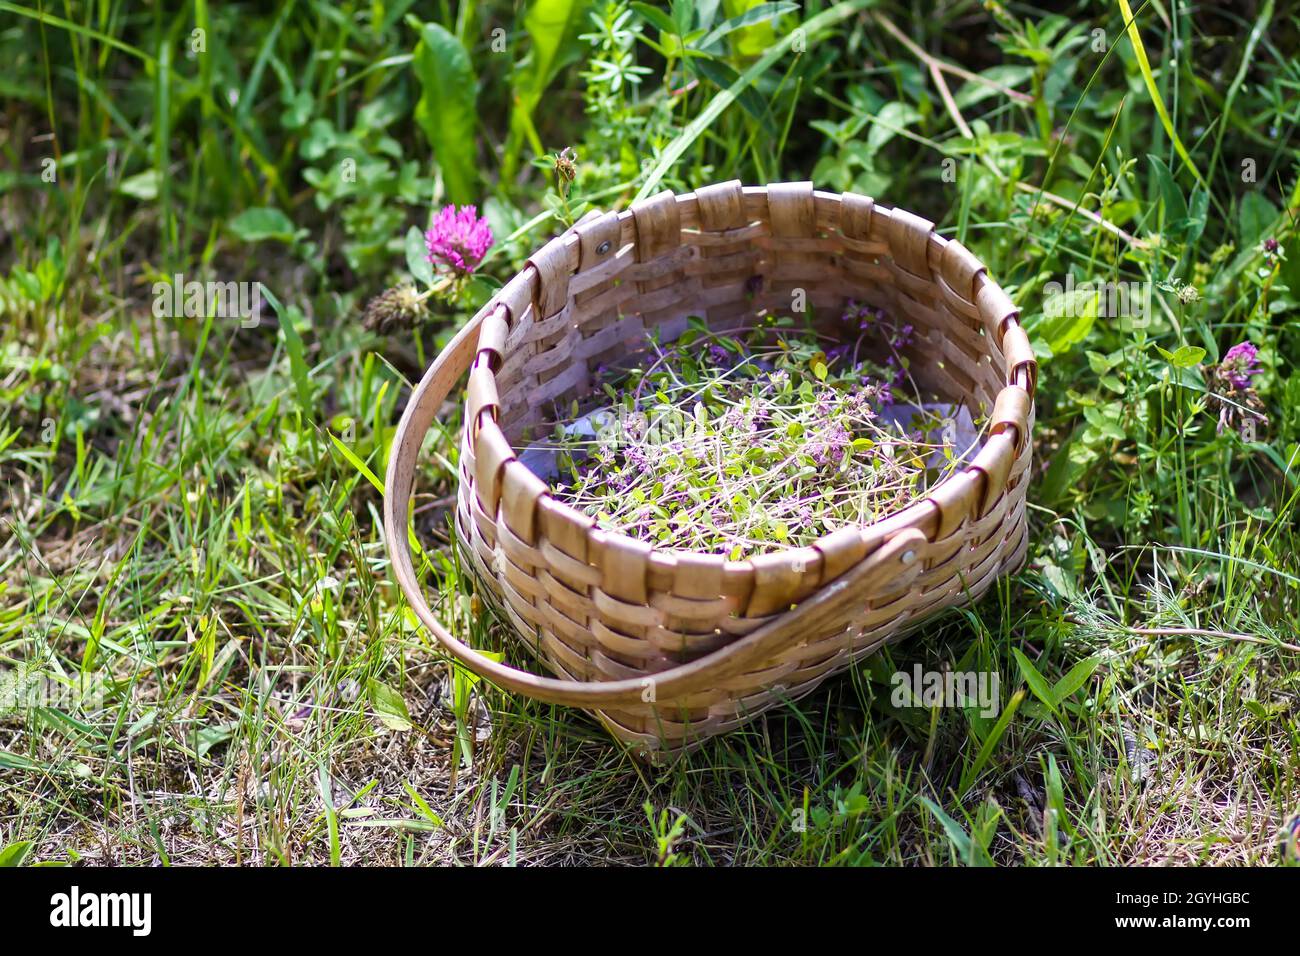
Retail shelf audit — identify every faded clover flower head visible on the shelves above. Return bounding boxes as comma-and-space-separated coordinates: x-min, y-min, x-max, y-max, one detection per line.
425, 204, 494, 276
362, 283, 426, 334
1219, 341, 1262, 390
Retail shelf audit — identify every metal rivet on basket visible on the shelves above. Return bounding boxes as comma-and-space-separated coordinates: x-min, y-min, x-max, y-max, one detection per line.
901, 549, 917, 565
596, 240, 612, 255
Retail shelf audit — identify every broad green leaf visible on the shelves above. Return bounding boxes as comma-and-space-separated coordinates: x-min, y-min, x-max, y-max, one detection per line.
1038, 291, 1096, 355
1147, 154, 1186, 226
413, 22, 478, 205
117, 169, 160, 200
1238, 192, 1279, 247
1050, 656, 1100, 706
368, 678, 413, 732
0, 841, 34, 867
1164, 345, 1206, 368
631, 1, 679, 35
228, 206, 296, 243
1086, 350, 1113, 374
1083, 404, 1126, 440
1039, 425, 1087, 506
720, 0, 780, 57
193, 721, 236, 758
868, 101, 922, 153
695, 0, 723, 31
1011, 648, 1057, 713
699, 1, 798, 48
405, 225, 435, 288
1243, 699, 1269, 720
690, 58, 776, 136
953, 66, 1035, 109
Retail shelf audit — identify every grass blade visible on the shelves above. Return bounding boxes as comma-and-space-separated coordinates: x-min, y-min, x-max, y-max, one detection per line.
1115, 0, 1204, 186
318, 764, 342, 867
635, 0, 873, 201
960, 689, 1024, 796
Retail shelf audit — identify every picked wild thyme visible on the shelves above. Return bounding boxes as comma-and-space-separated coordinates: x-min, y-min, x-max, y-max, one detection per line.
542, 311, 965, 559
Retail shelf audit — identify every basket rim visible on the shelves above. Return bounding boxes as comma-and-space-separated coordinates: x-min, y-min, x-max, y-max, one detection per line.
459, 182, 1036, 583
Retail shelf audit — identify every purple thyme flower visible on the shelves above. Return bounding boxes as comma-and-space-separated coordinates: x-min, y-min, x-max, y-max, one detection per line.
625, 444, 650, 471
425, 204, 494, 276
843, 299, 887, 330
1220, 341, 1262, 390
810, 422, 850, 468
890, 323, 915, 350
847, 381, 885, 417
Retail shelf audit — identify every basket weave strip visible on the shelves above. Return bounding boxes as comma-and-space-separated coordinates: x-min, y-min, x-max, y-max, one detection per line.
385, 182, 1036, 754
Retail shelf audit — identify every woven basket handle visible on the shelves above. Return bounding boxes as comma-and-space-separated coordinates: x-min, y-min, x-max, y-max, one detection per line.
384, 305, 928, 708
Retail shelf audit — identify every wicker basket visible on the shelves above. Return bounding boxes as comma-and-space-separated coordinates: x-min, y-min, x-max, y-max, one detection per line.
385, 181, 1036, 756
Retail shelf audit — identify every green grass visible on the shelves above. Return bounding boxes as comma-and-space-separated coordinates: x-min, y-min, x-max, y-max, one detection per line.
1, 0, 1299, 866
